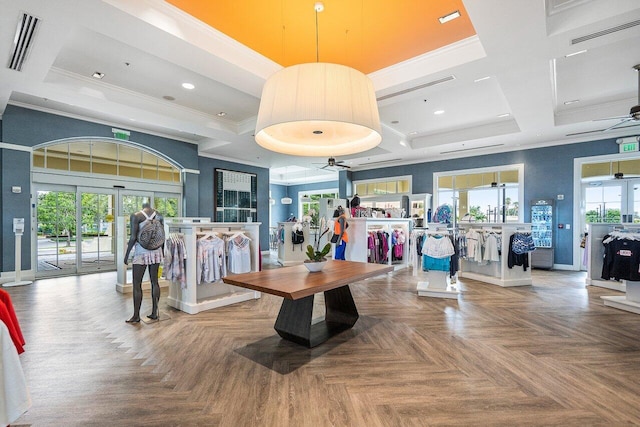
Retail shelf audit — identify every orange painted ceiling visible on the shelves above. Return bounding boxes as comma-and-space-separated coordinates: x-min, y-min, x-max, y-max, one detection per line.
166, 0, 476, 74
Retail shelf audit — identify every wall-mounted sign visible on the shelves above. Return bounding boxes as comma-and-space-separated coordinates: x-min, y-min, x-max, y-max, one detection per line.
214, 169, 257, 222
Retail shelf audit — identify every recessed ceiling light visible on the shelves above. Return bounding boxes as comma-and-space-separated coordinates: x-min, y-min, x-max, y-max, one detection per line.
434, 110, 445, 115
217, 112, 227, 117
565, 50, 587, 58
474, 76, 491, 83
439, 10, 460, 24
182, 82, 195, 90
92, 71, 105, 79
497, 113, 510, 118
564, 99, 580, 105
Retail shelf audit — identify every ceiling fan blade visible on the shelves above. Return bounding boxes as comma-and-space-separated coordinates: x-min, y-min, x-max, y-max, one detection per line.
603, 118, 633, 132
566, 129, 608, 137
593, 115, 630, 122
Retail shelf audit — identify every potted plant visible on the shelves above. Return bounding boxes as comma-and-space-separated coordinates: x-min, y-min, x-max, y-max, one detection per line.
304, 243, 331, 272
303, 218, 331, 272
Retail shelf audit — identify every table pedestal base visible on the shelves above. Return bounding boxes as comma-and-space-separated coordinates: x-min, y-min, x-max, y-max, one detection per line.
274, 285, 358, 348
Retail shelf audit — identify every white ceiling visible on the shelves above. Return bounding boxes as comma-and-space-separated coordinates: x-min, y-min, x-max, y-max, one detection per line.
1, 0, 639, 185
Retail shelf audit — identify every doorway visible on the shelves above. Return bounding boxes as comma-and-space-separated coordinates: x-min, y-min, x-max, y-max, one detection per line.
35, 186, 180, 277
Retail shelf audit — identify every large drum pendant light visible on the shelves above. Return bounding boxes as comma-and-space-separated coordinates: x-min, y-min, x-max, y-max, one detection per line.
254, 3, 381, 157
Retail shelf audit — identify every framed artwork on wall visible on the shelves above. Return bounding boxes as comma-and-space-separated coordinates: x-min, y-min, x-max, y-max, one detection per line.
214, 168, 257, 222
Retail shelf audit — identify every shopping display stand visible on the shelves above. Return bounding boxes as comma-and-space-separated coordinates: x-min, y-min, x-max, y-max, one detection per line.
416, 225, 460, 299
3, 219, 32, 288
458, 223, 533, 287
587, 223, 640, 314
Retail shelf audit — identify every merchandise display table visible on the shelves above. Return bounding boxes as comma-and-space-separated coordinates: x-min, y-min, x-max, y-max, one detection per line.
223, 260, 393, 347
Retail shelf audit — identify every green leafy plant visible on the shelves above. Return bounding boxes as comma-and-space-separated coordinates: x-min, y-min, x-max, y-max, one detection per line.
306, 243, 331, 262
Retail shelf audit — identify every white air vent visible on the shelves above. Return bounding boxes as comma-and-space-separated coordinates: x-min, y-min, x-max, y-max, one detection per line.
571, 19, 640, 44
359, 158, 402, 166
440, 143, 504, 155
7, 13, 40, 71
377, 76, 455, 102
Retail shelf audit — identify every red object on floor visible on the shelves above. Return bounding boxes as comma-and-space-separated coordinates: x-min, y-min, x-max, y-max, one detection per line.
0, 289, 25, 354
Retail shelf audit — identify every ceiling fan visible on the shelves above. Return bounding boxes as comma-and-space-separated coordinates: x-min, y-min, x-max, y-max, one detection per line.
313, 157, 351, 170
594, 64, 640, 132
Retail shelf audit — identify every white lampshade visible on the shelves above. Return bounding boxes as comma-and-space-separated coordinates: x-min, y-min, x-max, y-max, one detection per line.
255, 62, 382, 156
281, 196, 293, 205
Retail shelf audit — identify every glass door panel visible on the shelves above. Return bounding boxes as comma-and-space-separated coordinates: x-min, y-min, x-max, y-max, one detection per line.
79, 191, 116, 272
584, 183, 622, 223
154, 194, 180, 218
628, 179, 640, 224
36, 190, 77, 273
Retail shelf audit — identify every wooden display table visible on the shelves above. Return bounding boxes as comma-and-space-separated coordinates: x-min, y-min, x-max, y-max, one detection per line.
223, 260, 393, 347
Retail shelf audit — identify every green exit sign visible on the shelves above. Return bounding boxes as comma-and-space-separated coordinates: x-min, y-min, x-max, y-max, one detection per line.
619, 142, 639, 153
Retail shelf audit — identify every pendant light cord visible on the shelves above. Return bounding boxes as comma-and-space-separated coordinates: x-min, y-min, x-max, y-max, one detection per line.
315, 9, 319, 62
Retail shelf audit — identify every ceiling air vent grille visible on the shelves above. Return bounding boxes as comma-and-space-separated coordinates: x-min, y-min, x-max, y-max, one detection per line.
359, 158, 402, 166
7, 13, 40, 71
377, 76, 455, 101
571, 19, 640, 45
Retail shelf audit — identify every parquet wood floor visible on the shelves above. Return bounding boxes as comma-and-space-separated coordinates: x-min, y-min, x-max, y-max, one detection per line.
7, 258, 640, 426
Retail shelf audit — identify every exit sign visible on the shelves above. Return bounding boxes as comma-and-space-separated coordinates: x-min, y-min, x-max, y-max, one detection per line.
619, 141, 639, 153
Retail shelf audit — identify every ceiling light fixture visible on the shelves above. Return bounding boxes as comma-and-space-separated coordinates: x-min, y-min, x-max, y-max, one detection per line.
434, 110, 445, 115
182, 82, 195, 90
92, 71, 105, 79
255, 2, 381, 157
217, 112, 227, 117
438, 10, 461, 24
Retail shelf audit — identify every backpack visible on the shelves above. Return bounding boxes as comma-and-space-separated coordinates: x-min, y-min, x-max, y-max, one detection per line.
137, 210, 165, 250
292, 229, 304, 250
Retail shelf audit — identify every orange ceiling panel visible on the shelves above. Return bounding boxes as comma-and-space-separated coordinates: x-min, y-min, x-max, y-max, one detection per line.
165, 0, 476, 74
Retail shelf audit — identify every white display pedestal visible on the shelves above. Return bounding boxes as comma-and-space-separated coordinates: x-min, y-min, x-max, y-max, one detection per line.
602, 280, 640, 315
3, 220, 32, 288
417, 274, 459, 299
415, 226, 459, 299
277, 222, 310, 266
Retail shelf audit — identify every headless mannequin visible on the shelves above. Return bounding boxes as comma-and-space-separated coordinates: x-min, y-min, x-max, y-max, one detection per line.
123, 203, 164, 323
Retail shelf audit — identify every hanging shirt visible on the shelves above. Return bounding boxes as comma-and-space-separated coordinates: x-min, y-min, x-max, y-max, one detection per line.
228, 236, 252, 274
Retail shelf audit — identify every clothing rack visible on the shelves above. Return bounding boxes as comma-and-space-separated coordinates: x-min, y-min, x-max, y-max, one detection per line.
345, 218, 411, 270
415, 225, 460, 299
585, 223, 640, 292
588, 223, 640, 315
457, 223, 533, 287
164, 219, 261, 314
276, 221, 310, 266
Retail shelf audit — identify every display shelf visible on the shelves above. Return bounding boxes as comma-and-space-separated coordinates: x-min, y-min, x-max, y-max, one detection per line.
276, 221, 311, 266
458, 223, 532, 287
164, 219, 261, 314
344, 217, 412, 270
415, 225, 460, 299
585, 223, 627, 292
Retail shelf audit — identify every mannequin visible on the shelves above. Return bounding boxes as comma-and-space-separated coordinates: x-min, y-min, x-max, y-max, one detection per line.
333, 206, 349, 260
123, 203, 164, 323
350, 194, 360, 217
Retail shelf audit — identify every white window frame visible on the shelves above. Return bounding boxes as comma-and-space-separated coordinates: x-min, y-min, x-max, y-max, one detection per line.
433, 164, 524, 222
